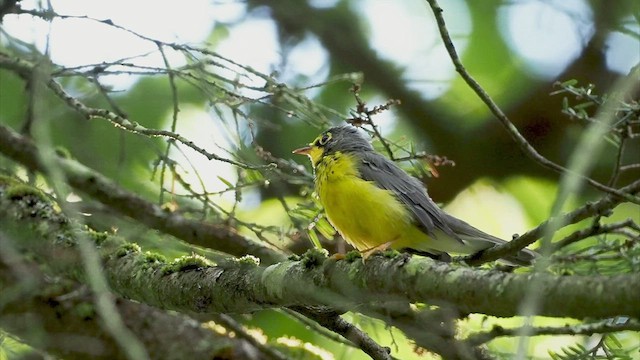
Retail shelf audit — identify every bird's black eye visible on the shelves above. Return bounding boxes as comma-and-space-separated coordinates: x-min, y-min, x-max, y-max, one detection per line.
318, 132, 332, 146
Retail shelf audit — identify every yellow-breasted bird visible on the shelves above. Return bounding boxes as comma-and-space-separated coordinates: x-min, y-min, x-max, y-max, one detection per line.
293, 126, 535, 265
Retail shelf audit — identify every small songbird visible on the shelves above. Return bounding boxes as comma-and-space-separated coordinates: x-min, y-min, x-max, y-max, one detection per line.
293, 125, 535, 265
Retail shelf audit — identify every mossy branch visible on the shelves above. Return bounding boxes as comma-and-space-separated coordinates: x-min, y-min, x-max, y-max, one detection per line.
1, 183, 638, 321
0, 261, 258, 360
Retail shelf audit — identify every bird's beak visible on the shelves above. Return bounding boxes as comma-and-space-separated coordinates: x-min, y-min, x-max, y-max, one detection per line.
292, 146, 312, 155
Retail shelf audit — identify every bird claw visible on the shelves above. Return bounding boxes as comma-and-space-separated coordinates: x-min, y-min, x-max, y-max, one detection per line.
360, 241, 394, 260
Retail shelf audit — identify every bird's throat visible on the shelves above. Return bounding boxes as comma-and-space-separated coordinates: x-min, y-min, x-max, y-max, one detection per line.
308, 147, 325, 168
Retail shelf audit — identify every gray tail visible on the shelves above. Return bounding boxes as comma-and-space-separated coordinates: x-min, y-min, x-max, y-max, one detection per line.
444, 214, 537, 266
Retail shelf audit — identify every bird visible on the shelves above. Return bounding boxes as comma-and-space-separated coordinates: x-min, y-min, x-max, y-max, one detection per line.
292, 125, 535, 265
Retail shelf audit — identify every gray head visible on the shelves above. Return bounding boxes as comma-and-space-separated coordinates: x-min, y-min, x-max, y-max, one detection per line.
292, 125, 374, 165
315, 126, 373, 154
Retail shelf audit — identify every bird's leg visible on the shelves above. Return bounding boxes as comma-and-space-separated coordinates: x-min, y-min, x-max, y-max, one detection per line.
360, 240, 396, 260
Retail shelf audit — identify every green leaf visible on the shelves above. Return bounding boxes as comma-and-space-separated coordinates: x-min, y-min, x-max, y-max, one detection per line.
217, 176, 234, 188
315, 217, 336, 239
307, 228, 323, 250
561, 79, 578, 86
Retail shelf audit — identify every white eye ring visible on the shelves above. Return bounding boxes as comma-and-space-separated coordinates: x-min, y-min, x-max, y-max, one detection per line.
318, 133, 331, 145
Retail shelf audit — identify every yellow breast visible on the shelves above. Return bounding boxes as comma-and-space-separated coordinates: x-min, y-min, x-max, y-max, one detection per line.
314, 152, 415, 251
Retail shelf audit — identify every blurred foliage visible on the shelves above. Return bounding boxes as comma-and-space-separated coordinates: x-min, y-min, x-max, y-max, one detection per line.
549, 333, 638, 360
0, 332, 33, 360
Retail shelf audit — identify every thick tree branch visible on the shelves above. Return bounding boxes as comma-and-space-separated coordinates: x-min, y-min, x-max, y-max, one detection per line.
1, 186, 638, 321
2, 4, 637, 358
0, 257, 262, 360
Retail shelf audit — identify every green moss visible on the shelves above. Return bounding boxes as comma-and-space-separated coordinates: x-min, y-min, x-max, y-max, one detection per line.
218, 254, 261, 269
115, 243, 142, 257
288, 254, 302, 261
161, 254, 212, 275
142, 251, 167, 264
52, 232, 76, 248
301, 248, 328, 268
87, 227, 109, 246
344, 250, 362, 262
236, 255, 260, 267
139, 251, 167, 271
4, 183, 49, 202
97, 234, 125, 251
382, 249, 400, 258
0, 175, 21, 187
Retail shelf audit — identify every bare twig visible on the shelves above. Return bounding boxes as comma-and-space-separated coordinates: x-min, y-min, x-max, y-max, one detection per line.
465, 318, 640, 346
291, 307, 394, 360
551, 219, 640, 251
211, 314, 289, 360
347, 84, 400, 159
157, 43, 181, 205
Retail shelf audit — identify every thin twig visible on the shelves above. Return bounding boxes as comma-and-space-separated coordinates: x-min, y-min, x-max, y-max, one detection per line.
551, 219, 639, 251
465, 318, 640, 346
212, 314, 289, 360
291, 307, 394, 360
282, 309, 358, 348
347, 84, 398, 159
157, 43, 180, 205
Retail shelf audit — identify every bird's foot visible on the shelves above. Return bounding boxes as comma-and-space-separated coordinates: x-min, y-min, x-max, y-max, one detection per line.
360, 241, 394, 260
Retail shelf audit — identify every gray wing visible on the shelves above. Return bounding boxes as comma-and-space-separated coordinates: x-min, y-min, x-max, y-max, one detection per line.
358, 151, 463, 244
358, 152, 537, 265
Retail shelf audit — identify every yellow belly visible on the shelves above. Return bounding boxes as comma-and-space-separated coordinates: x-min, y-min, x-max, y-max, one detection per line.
315, 152, 416, 251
